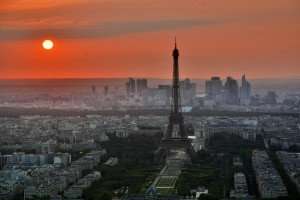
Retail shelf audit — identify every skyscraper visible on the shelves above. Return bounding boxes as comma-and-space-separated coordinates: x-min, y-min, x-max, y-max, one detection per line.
240, 75, 251, 105
91, 85, 96, 94
104, 85, 109, 96
224, 77, 239, 105
136, 79, 148, 95
205, 76, 223, 100
180, 78, 196, 105
264, 91, 278, 105
126, 78, 136, 96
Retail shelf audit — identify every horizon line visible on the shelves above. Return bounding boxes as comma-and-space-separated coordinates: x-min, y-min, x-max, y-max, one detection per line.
1, 76, 300, 81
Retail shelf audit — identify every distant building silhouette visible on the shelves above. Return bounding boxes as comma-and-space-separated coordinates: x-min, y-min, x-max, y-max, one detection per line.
204, 75, 253, 106
126, 78, 148, 96
224, 77, 239, 105
205, 76, 223, 101
91, 85, 96, 94
264, 91, 277, 105
240, 75, 251, 105
136, 79, 148, 95
104, 85, 109, 96
126, 78, 136, 96
180, 78, 196, 105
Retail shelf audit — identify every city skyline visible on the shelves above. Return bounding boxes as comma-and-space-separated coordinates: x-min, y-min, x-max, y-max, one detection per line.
1, 2, 300, 200
1, 0, 300, 79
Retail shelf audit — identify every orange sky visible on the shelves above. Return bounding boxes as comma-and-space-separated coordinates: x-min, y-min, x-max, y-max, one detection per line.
0, 0, 300, 79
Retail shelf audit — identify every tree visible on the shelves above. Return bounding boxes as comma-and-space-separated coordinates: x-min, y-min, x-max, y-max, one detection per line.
177, 178, 191, 196
99, 191, 112, 200
198, 194, 218, 200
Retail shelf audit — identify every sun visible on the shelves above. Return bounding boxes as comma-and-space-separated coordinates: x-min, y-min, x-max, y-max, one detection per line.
42, 39, 54, 50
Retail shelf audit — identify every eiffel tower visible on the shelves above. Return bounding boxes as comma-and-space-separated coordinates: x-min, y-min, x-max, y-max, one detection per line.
162, 39, 191, 149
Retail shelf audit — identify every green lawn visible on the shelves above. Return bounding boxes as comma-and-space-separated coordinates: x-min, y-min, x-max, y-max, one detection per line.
157, 187, 177, 195
156, 176, 177, 188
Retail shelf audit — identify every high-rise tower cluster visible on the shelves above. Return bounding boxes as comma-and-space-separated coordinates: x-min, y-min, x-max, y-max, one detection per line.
126, 78, 148, 96
205, 75, 252, 105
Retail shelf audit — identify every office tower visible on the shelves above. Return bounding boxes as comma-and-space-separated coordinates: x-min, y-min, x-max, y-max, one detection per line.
126, 78, 136, 96
264, 91, 277, 105
136, 79, 148, 95
205, 76, 223, 100
104, 85, 109, 96
224, 77, 239, 105
240, 74, 251, 105
91, 85, 96, 94
180, 78, 196, 105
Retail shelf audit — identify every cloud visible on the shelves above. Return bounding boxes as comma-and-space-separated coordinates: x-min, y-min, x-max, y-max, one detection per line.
0, 18, 222, 41
0, 0, 299, 41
